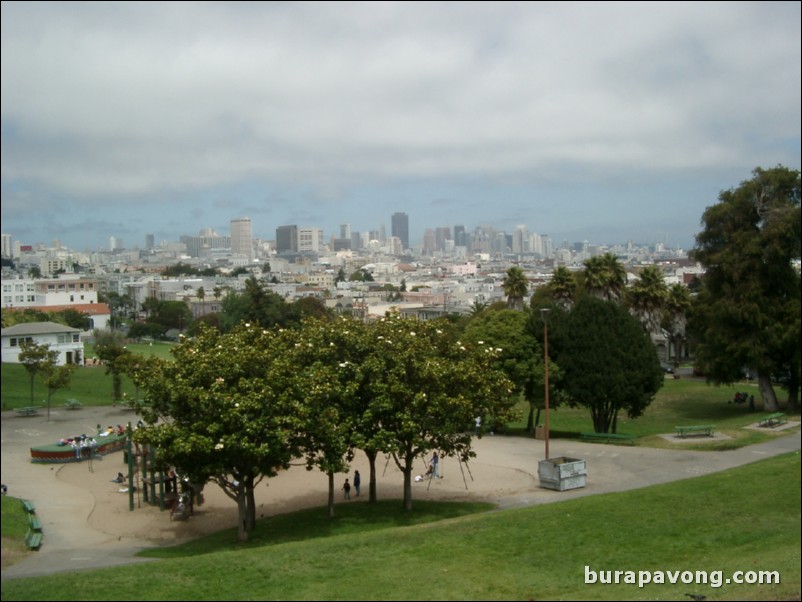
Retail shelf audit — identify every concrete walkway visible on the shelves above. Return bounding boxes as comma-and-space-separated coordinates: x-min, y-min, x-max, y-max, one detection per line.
2, 406, 799, 580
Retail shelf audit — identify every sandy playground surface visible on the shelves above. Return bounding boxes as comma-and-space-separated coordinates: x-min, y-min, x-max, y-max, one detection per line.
1, 404, 799, 578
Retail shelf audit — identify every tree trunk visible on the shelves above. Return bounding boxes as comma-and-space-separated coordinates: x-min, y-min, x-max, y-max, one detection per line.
402, 452, 414, 511
534, 407, 541, 429
364, 449, 378, 503
245, 475, 256, 530
526, 404, 535, 433
758, 373, 780, 412
236, 489, 248, 542
327, 471, 335, 518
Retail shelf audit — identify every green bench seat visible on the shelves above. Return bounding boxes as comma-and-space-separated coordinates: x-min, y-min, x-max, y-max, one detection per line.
674, 425, 715, 438
580, 432, 636, 445
759, 413, 787, 428
21, 499, 36, 514
29, 514, 42, 532
15, 407, 40, 416
25, 528, 42, 550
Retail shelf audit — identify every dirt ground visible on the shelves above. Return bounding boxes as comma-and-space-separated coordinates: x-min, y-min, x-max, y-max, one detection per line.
2, 405, 799, 578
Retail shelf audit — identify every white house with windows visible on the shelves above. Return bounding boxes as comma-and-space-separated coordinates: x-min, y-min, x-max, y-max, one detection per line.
1, 322, 85, 366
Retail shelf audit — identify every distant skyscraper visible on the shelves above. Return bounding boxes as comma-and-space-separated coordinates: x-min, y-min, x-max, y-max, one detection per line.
231, 217, 253, 261
340, 223, 351, 240
276, 225, 299, 253
299, 227, 323, 252
391, 212, 409, 250
146, 233, 155, 250
2, 233, 12, 257
453, 225, 466, 247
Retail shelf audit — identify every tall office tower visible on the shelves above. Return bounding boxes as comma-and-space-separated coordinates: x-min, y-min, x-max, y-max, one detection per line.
542, 235, 553, 258
531, 232, 543, 257
109, 236, 119, 251
299, 227, 323, 252
512, 225, 529, 255
435, 226, 451, 252
379, 223, 386, 244
453, 225, 466, 248
276, 225, 299, 253
231, 217, 253, 261
2, 233, 12, 257
340, 223, 351, 240
391, 212, 409, 250
422, 229, 436, 254
146, 233, 155, 250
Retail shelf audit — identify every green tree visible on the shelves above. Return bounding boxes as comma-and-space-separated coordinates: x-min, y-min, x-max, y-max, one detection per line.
690, 166, 801, 411
18, 340, 56, 406
133, 324, 302, 541
551, 297, 663, 433
93, 330, 131, 401
664, 283, 693, 373
626, 265, 668, 333
502, 266, 529, 310
362, 313, 516, 510
291, 318, 363, 517
548, 265, 577, 311
462, 307, 546, 433
41, 362, 76, 422
583, 253, 627, 302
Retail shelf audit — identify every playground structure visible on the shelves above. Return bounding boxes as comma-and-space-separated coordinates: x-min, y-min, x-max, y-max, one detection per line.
124, 436, 204, 517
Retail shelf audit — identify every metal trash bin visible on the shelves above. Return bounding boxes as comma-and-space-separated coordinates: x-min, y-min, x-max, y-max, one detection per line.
538, 457, 586, 491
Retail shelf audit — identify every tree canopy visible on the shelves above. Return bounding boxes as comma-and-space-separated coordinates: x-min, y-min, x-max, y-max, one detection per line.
690, 166, 801, 410
550, 296, 664, 433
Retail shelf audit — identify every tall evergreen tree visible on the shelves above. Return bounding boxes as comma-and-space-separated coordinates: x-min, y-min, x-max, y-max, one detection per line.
690, 166, 801, 411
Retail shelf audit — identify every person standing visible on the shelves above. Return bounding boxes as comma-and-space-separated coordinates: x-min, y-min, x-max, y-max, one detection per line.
431, 451, 440, 479
353, 470, 361, 496
342, 478, 351, 500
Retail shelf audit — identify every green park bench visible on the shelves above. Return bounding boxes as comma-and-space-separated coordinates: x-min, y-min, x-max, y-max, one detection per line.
28, 513, 42, 532
25, 528, 43, 550
580, 432, 636, 445
21, 499, 36, 514
674, 425, 715, 438
63, 398, 82, 410
14, 406, 40, 416
759, 412, 787, 428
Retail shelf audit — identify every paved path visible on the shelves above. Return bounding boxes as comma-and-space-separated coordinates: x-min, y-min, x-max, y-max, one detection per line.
2, 406, 799, 580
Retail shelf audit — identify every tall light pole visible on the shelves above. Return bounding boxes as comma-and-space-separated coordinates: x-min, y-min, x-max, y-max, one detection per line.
540, 308, 551, 460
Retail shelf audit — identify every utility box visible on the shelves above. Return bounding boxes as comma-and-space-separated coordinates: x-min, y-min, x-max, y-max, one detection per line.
538, 457, 587, 491
535, 426, 546, 440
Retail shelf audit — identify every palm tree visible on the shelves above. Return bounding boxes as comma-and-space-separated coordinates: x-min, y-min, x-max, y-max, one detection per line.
664, 283, 693, 373
502, 266, 529, 310
549, 265, 577, 311
583, 253, 627, 302
626, 265, 668, 333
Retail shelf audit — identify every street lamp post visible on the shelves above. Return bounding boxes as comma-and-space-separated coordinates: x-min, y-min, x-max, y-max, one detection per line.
540, 308, 551, 460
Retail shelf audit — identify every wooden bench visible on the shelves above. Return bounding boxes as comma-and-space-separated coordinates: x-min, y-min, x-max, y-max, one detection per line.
63, 398, 82, 410
21, 499, 36, 514
28, 514, 42, 532
580, 432, 636, 445
25, 528, 43, 550
674, 425, 715, 438
14, 406, 40, 416
759, 412, 787, 428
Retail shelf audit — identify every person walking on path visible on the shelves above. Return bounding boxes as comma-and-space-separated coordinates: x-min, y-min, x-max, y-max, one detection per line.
342, 478, 351, 500
353, 470, 361, 496
431, 451, 440, 479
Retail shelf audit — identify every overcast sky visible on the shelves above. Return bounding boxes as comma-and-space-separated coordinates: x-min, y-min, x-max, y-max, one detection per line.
2, 1, 800, 252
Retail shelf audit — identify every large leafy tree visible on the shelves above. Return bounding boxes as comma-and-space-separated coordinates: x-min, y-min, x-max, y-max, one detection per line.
41, 362, 76, 422
18, 340, 57, 406
690, 166, 801, 411
462, 307, 548, 433
551, 296, 664, 433
93, 330, 131, 401
362, 313, 516, 510
502, 266, 529, 310
548, 265, 577, 311
133, 324, 303, 542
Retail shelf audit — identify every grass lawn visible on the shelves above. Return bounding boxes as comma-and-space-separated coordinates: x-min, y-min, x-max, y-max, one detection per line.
1, 495, 32, 572
1, 452, 799, 600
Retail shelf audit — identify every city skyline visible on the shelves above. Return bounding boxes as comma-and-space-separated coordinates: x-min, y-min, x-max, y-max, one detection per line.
2, 3, 800, 252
